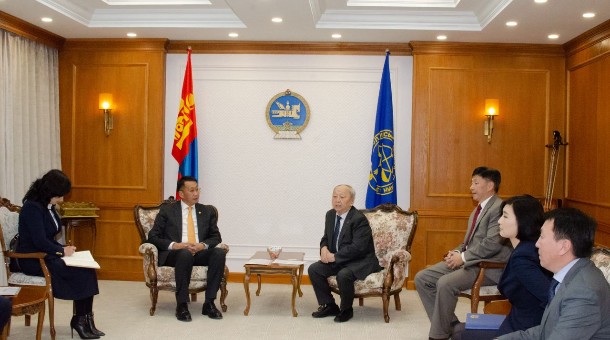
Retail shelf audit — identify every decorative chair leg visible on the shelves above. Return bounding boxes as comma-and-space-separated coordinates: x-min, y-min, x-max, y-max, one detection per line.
149, 286, 158, 316
220, 265, 229, 312
394, 293, 401, 310
382, 293, 390, 323
48, 293, 56, 340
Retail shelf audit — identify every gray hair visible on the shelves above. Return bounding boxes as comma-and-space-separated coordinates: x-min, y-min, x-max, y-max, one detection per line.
335, 184, 356, 200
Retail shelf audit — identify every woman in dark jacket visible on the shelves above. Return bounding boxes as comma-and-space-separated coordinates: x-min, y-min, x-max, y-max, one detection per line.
453, 195, 551, 339
18, 169, 104, 339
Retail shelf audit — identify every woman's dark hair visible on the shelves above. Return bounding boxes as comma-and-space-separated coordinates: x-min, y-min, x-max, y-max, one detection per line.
501, 195, 544, 242
22, 169, 71, 205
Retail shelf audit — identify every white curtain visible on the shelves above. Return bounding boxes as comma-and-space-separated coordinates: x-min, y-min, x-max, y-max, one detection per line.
0, 29, 62, 203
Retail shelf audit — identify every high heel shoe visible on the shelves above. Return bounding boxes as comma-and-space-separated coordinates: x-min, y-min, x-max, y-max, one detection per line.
70, 315, 100, 339
86, 313, 105, 336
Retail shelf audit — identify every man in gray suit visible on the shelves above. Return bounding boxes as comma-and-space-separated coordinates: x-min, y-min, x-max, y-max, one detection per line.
498, 208, 610, 340
415, 167, 512, 340
148, 176, 227, 322
308, 184, 381, 323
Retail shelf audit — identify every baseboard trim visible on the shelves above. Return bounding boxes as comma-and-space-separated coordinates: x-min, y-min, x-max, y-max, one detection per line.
98, 271, 415, 290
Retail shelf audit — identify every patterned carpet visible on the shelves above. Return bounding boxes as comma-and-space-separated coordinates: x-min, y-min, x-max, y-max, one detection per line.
6, 280, 472, 340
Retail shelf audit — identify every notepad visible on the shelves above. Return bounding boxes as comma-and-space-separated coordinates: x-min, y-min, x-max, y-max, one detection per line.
465, 313, 506, 330
0, 286, 21, 296
62, 250, 101, 269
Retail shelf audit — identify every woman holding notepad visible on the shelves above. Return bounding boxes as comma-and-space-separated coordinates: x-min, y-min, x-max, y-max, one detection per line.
453, 195, 552, 340
17, 169, 104, 339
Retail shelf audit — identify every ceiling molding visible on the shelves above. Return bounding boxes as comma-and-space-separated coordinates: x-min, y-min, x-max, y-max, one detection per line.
101, 0, 211, 5
36, 0, 243, 28
89, 9, 245, 28
167, 40, 412, 55
317, 10, 481, 31
409, 41, 564, 57
347, 0, 460, 8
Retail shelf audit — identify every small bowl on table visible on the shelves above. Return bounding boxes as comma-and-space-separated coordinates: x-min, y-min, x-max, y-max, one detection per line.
267, 246, 282, 260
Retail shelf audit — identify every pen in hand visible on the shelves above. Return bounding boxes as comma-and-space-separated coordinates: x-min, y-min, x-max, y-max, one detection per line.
63, 241, 76, 257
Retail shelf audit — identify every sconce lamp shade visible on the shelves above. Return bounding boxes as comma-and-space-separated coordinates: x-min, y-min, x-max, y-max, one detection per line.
485, 99, 499, 116
99, 93, 113, 110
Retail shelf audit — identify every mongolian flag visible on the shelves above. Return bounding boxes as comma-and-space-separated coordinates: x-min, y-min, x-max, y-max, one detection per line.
172, 48, 198, 199
365, 51, 397, 209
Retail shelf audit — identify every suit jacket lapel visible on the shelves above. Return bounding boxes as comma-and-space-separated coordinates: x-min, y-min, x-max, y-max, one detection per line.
172, 202, 183, 241
539, 258, 587, 336
195, 204, 205, 241
467, 195, 497, 240
339, 207, 356, 242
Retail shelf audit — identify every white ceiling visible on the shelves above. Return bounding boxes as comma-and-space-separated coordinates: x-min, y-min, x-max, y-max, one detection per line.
1, 0, 609, 44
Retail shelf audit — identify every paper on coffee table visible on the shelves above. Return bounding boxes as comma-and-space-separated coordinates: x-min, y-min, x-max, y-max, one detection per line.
246, 258, 272, 265
272, 259, 304, 265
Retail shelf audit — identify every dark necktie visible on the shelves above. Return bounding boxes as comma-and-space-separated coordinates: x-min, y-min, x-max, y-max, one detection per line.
462, 204, 482, 251
548, 278, 559, 304
331, 215, 342, 253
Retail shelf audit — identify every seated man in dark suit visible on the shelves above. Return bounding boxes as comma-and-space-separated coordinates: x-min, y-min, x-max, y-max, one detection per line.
308, 184, 381, 323
498, 208, 610, 339
148, 176, 227, 322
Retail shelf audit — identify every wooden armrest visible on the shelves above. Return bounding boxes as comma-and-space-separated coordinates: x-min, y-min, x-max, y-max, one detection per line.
470, 261, 506, 293
7, 251, 47, 259
6, 251, 52, 284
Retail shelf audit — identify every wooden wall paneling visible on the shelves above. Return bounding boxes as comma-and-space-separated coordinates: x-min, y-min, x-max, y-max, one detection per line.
59, 39, 167, 280
409, 43, 566, 287
564, 22, 610, 246
566, 65, 600, 202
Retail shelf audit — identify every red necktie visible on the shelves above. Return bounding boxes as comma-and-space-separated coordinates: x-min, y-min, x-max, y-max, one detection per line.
463, 204, 482, 251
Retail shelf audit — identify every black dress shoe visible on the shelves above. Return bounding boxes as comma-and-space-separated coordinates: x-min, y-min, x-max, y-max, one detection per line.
333, 307, 353, 322
175, 303, 192, 322
202, 301, 223, 319
312, 303, 340, 318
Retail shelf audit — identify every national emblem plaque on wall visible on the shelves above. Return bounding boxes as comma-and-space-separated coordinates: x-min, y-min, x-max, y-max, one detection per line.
266, 89, 310, 139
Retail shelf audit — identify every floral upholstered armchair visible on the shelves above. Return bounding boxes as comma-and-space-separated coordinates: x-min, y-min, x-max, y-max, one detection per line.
134, 197, 229, 316
327, 203, 418, 323
591, 246, 610, 284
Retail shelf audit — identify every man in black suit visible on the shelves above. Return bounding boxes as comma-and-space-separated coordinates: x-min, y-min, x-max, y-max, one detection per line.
308, 184, 381, 323
148, 176, 227, 322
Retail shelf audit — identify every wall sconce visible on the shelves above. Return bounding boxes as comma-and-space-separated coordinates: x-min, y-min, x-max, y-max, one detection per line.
483, 99, 499, 143
99, 93, 113, 136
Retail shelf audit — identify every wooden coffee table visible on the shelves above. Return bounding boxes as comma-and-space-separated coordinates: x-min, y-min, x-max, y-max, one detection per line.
243, 251, 305, 317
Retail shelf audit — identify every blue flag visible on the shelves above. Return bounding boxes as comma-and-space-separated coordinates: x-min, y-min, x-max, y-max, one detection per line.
366, 52, 396, 209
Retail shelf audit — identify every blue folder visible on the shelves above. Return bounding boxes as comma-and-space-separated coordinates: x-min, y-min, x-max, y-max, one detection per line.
465, 313, 506, 330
